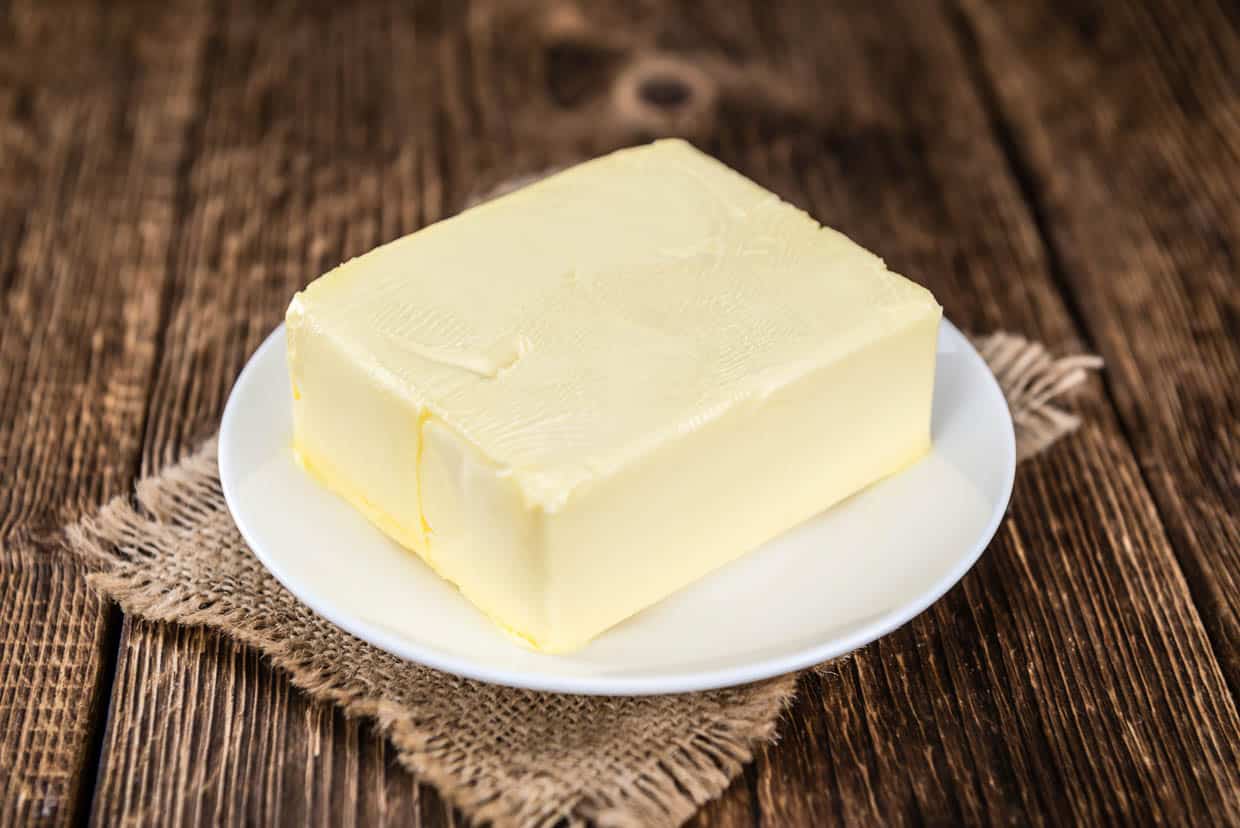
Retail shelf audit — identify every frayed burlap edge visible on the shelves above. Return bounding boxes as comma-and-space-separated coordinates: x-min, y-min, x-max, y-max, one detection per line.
61, 333, 1097, 828
67, 456, 799, 828
975, 334, 1103, 462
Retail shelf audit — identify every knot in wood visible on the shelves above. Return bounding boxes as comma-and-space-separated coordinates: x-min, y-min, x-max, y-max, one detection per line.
610, 55, 718, 137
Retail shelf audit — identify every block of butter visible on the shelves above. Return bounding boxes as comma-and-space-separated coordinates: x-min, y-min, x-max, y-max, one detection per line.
286, 139, 940, 653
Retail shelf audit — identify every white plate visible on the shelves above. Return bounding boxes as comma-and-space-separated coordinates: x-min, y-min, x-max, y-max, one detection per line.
220, 319, 1014, 695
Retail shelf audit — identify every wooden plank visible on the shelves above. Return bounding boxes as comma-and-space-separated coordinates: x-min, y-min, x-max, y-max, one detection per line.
91, 621, 424, 827
88, 0, 1240, 825
92, 1, 472, 823
956, 0, 1240, 695
0, 0, 206, 540
678, 0, 1240, 824
0, 0, 209, 823
0, 561, 110, 825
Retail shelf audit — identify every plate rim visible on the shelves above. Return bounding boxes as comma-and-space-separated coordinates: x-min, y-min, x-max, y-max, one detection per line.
220, 318, 1015, 695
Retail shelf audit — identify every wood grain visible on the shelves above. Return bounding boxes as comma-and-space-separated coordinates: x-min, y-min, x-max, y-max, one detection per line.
0, 561, 109, 826
92, 620, 426, 827
0, 0, 1233, 824
677, 1, 1240, 824
0, 0, 208, 823
93, 1, 476, 823
957, 0, 1240, 695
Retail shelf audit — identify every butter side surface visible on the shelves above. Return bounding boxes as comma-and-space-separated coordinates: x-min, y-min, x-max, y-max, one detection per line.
287, 139, 941, 653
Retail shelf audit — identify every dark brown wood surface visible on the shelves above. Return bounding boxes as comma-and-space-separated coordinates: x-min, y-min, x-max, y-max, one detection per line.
1, 0, 1237, 825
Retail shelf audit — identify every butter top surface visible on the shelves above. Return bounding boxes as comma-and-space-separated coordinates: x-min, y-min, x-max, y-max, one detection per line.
288, 139, 939, 510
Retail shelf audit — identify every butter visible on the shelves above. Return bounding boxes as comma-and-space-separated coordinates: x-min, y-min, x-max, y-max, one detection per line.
287, 139, 941, 653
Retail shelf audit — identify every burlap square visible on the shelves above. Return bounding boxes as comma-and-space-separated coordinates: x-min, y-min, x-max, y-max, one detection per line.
64, 333, 1098, 827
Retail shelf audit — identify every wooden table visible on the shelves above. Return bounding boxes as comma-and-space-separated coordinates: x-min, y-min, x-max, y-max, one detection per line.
2, 0, 1237, 824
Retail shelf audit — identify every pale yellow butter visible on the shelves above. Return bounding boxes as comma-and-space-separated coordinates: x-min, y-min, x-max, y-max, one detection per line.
287, 139, 941, 653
